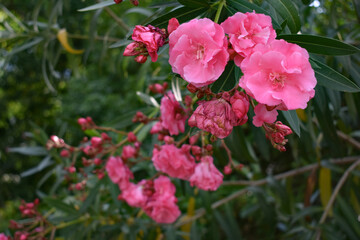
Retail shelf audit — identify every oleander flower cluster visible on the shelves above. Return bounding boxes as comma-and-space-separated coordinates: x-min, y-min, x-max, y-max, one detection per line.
4, 11, 317, 236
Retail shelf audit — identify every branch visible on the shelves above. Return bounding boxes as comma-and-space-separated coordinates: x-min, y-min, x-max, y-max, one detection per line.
174, 156, 360, 228
222, 156, 360, 186
337, 130, 360, 150
104, 7, 130, 32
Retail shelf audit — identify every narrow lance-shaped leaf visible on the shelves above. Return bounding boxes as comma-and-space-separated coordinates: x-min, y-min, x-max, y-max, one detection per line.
281, 110, 300, 137
310, 58, 360, 92
147, 7, 208, 28
78, 0, 115, 12
278, 34, 360, 55
211, 61, 236, 93
266, 0, 301, 33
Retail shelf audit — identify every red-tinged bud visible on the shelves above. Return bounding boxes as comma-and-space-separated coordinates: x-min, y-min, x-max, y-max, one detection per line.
91, 137, 102, 148
127, 132, 137, 142
94, 158, 102, 165
75, 183, 83, 191
121, 145, 137, 160
154, 83, 164, 94
189, 133, 199, 145
205, 144, 213, 152
101, 132, 111, 142
184, 95, 193, 107
78, 118, 87, 127
221, 92, 230, 102
230, 91, 249, 126
97, 172, 105, 180
187, 83, 198, 93
157, 134, 164, 141
82, 157, 92, 167
46, 135, 65, 149
191, 145, 202, 156
167, 18, 180, 35
114, 0, 123, 3
60, 149, 70, 158
224, 165, 232, 175
10, 220, 23, 229
34, 198, 40, 205
164, 136, 174, 144
68, 166, 76, 173
235, 164, 244, 170
135, 55, 147, 63
162, 82, 168, 91
197, 91, 204, 99
134, 141, 141, 149
130, 0, 139, 6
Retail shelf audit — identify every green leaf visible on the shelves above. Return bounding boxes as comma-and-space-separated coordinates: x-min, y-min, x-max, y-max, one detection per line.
281, 110, 300, 137
211, 61, 236, 93
278, 34, 360, 55
8, 146, 48, 156
78, 0, 115, 12
147, 7, 208, 28
84, 129, 101, 137
20, 155, 54, 177
43, 197, 78, 215
266, 0, 301, 33
79, 178, 103, 213
226, 0, 281, 29
178, 0, 210, 8
5, 37, 43, 56
310, 59, 360, 92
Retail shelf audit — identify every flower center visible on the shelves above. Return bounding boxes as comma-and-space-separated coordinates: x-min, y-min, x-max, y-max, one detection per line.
196, 45, 205, 60
269, 72, 286, 89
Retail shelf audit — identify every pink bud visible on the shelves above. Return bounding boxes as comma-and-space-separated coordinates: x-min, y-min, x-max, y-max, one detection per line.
60, 149, 70, 158
130, 0, 139, 6
224, 165, 232, 175
135, 55, 147, 63
167, 18, 179, 35
121, 145, 137, 160
123, 42, 145, 56
91, 137, 102, 148
114, 0, 123, 3
94, 158, 102, 165
230, 91, 249, 125
189, 134, 199, 145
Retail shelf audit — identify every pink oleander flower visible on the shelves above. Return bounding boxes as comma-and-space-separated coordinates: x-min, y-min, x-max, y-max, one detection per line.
230, 91, 249, 125
120, 181, 148, 208
240, 39, 317, 110
124, 25, 166, 62
189, 156, 223, 191
169, 18, 229, 87
0, 233, 8, 240
105, 156, 133, 189
160, 91, 187, 136
167, 18, 179, 35
221, 11, 276, 66
188, 98, 238, 138
252, 104, 278, 127
152, 144, 195, 180
145, 176, 180, 224
150, 121, 165, 134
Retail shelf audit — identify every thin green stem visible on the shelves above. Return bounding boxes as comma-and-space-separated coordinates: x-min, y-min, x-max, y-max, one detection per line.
214, 0, 226, 24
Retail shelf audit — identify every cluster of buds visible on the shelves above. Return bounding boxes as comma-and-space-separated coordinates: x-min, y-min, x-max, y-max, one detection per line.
77, 117, 95, 130
19, 199, 39, 217
264, 121, 293, 151
148, 82, 168, 94
2, 199, 50, 240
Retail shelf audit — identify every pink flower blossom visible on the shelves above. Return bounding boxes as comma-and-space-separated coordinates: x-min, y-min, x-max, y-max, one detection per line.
0, 233, 9, 240
132, 25, 166, 62
221, 11, 276, 66
240, 39, 316, 110
189, 156, 223, 191
105, 156, 133, 189
124, 25, 166, 62
160, 91, 187, 136
169, 18, 229, 87
252, 104, 278, 127
188, 98, 238, 138
120, 181, 148, 208
144, 176, 180, 224
152, 144, 195, 180
230, 91, 249, 125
